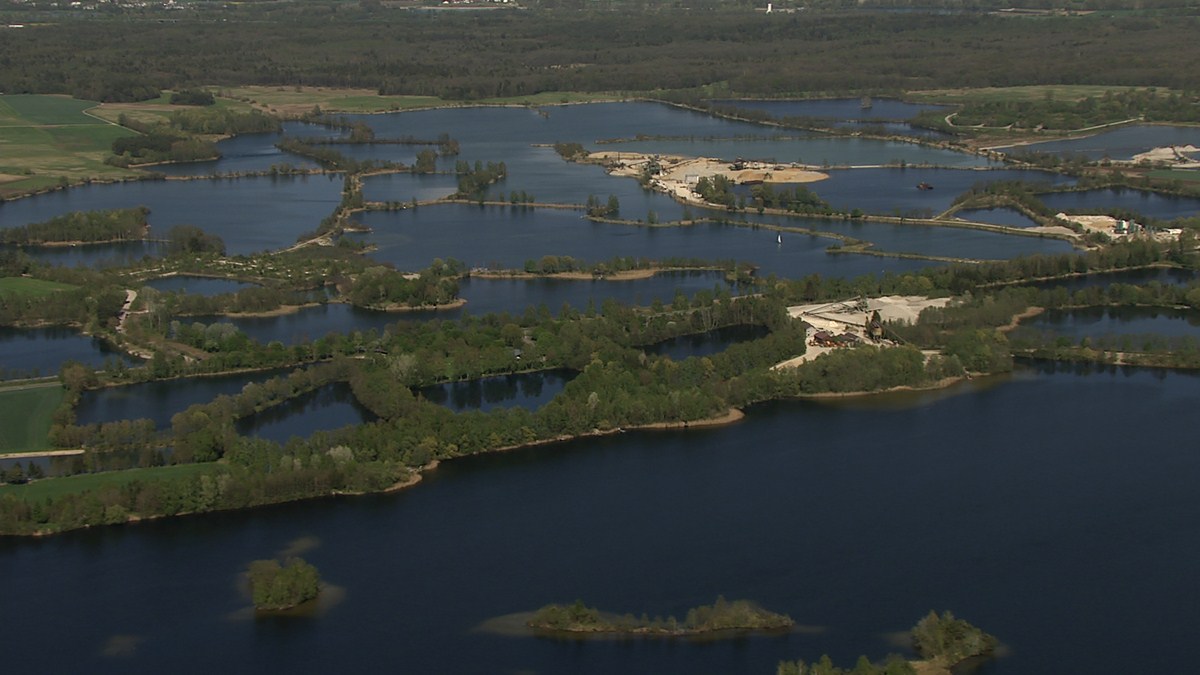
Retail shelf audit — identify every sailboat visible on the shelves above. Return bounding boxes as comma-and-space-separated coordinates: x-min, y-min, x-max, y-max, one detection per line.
776, 233, 783, 245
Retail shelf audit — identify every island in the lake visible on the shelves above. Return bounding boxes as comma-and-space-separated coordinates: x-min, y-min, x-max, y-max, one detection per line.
527, 596, 794, 636
246, 556, 322, 612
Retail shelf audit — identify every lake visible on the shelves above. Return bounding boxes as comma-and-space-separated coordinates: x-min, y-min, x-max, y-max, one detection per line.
75, 368, 295, 429
0, 175, 343, 256
352, 204, 1070, 277
1037, 187, 1200, 221
416, 369, 577, 413
0, 326, 141, 380
1017, 306, 1200, 340
1015, 124, 1200, 161
3, 366, 1199, 674
644, 323, 771, 361
234, 381, 377, 444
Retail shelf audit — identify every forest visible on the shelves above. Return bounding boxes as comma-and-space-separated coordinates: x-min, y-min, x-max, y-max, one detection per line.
0, 10, 1198, 101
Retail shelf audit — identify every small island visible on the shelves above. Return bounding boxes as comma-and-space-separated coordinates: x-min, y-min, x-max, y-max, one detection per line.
777, 610, 998, 675
246, 556, 321, 612
528, 596, 793, 636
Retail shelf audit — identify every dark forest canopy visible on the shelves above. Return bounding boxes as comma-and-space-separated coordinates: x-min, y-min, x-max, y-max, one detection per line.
0, 11, 1198, 100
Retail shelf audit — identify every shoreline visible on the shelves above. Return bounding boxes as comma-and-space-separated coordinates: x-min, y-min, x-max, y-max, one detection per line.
471, 268, 664, 282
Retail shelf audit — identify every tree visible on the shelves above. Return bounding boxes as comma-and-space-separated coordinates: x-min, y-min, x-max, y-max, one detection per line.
247, 557, 321, 610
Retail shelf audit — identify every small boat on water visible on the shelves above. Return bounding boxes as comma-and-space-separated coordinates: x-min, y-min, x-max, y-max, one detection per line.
860, 96, 873, 110
777, 233, 783, 245
916, 182, 934, 191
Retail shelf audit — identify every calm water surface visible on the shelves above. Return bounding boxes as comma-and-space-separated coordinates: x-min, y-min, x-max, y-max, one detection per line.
75, 369, 294, 429
2, 366, 1198, 674
0, 175, 342, 256
417, 369, 576, 413
0, 326, 140, 380
644, 324, 771, 361
1018, 306, 1200, 339
1017, 124, 1200, 160
234, 382, 376, 444
1037, 188, 1200, 221
1015, 266, 1196, 292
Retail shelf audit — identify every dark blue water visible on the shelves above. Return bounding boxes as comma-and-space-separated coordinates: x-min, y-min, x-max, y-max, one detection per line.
797, 168, 1073, 217
353, 204, 1067, 276
1037, 188, 1200, 221
1016, 124, 1200, 160
142, 276, 256, 296
953, 207, 1040, 228
75, 369, 293, 429
15, 241, 165, 269
234, 381, 376, 444
191, 274, 739, 344
3, 367, 1199, 674
360, 172, 460, 203
146, 122, 334, 176
1016, 267, 1196, 292
712, 98, 950, 122
644, 324, 771, 361
0, 326, 141, 380
417, 369, 576, 413
0, 175, 342, 256
1019, 306, 1200, 339
346, 102, 988, 169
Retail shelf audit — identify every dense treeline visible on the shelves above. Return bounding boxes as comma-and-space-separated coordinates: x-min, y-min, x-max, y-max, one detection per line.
275, 138, 404, 172
924, 89, 1200, 130
1, 12, 1198, 101
452, 161, 508, 199
0, 207, 149, 245
110, 129, 218, 166
344, 265, 461, 309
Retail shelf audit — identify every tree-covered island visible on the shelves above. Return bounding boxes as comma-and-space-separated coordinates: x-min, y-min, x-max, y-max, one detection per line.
528, 596, 794, 635
246, 556, 322, 612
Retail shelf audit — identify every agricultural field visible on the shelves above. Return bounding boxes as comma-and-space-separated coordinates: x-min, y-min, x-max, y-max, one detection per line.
0, 384, 65, 454
0, 277, 80, 298
0, 463, 223, 501
907, 85, 1170, 105
220, 85, 621, 116
1147, 169, 1200, 183
0, 94, 138, 196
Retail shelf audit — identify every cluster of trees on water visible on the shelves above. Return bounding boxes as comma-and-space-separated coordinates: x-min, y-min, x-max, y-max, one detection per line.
529, 596, 792, 634
749, 184, 833, 215
3, 10, 1199, 103
344, 265, 461, 309
275, 138, 404, 173
110, 129, 218, 166
247, 557, 321, 611
0, 207, 149, 246
452, 161, 508, 199
108, 108, 281, 166
777, 610, 995, 675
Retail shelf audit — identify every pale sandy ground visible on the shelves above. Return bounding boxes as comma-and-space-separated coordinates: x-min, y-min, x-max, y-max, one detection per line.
1131, 144, 1200, 168
773, 295, 952, 369
592, 152, 828, 206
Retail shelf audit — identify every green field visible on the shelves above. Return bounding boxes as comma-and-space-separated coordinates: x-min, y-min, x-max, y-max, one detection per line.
1147, 169, 1200, 183
0, 94, 139, 196
0, 384, 65, 453
0, 94, 98, 125
224, 85, 627, 115
0, 277, 80, 298
908, 85, 1173, 105
0, 463, 223, 501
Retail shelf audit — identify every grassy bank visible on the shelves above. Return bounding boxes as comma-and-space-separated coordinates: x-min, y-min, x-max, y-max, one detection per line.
0, 463, 222, 501
0, 384, 65, 454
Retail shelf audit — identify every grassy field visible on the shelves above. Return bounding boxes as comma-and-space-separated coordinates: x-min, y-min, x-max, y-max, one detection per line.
0, 94, 139, 196
222, 85, 627, 115
907, 85, 1175, 105
0, 277, 79, 298
0, 383, 65, 453
0, 463, 223, 501
1146, 169, 1200, 183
